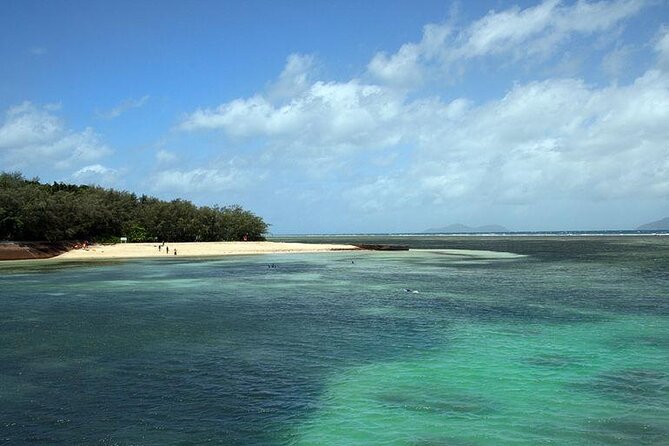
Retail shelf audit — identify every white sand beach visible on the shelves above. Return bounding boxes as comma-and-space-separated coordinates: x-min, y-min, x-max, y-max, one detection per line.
52, 241, 360, 260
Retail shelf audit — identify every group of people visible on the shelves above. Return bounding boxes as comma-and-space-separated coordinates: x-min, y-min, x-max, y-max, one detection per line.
158, 242, 177, 256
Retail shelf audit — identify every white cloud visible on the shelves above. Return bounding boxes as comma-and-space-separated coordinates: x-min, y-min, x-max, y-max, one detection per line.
367, 0, 646, 86
461, 0, 559, 57
656, 26, 669, 69
71, 164, 119, 185
97, 95, 150, 119
553, 0, 643, 33
343, 175, 419, 213
602, 44, 633, 79
150, 165, 254, 193
180, 73, 405, 156
226, 58, 669, 212
0, 102, 111, 171
362, 70, 669, 208
155, 149, 178, 164
268, 53, 317, 100
368, 42, 426, 88
368, 23, 452, 87
0, 102, 62, 148
175, 9, 668, 224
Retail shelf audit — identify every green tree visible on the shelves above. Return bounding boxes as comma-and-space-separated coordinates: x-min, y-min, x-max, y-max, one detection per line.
0, 171, 269, 242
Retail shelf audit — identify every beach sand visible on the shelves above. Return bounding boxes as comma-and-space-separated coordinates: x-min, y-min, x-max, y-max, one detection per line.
52, 241, 360, 261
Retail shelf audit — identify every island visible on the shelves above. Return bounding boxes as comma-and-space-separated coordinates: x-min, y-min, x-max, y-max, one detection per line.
636, 217, 669, 231
0, 172, 358, 260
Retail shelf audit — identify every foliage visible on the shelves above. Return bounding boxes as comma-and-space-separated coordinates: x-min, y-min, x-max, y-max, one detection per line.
0, 172, 269, 242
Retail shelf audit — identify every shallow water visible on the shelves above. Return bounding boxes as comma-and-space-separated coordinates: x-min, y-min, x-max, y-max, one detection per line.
1, 237, 668, 445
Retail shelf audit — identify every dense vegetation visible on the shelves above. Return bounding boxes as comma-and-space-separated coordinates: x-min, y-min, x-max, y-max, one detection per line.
0, 172, 268, 242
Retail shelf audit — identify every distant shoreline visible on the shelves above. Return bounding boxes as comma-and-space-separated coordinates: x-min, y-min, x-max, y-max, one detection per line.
271, 230, 669, 237
3, 232, 668, 262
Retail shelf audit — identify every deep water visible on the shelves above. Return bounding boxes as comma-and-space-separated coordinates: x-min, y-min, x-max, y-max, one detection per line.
1, 236, 668, 445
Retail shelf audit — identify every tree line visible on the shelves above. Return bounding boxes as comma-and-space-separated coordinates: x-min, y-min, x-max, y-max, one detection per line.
0, 172, 268, 242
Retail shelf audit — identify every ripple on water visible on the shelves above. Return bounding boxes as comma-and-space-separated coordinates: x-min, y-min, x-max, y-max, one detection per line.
410, 437, 477, 446
582, 417, 669, 445
578, 368, 669, 405
377, 391, 495, 417
524, 353, 588, 369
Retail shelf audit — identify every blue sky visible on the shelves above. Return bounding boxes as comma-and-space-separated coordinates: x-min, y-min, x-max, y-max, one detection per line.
1, 0, 668, 233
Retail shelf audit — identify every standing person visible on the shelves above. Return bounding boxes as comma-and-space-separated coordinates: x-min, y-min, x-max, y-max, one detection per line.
174, 249, 177, 256
166, 246, 169, 254
158, 245, 161, 252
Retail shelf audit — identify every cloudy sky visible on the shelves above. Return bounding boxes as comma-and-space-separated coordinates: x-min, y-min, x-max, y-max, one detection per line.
1, 0, 668, 233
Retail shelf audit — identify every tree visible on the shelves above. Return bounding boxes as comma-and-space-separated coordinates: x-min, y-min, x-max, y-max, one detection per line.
0, 171, 269, 242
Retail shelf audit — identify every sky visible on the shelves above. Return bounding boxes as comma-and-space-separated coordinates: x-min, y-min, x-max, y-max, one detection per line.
1, 0, 668, 234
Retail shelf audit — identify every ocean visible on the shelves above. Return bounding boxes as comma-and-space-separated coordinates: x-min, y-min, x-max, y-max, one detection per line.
1, 235, 668, 445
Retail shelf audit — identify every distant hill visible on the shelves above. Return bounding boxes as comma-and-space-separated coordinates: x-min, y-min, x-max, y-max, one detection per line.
636, 217, 669, 230
423, 223, 510, 233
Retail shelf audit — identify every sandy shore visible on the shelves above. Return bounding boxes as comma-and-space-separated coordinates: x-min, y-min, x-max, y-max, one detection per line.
52, 241, 360, 261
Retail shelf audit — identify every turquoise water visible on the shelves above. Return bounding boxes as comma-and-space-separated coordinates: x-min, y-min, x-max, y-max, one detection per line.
1, 237, 668, 445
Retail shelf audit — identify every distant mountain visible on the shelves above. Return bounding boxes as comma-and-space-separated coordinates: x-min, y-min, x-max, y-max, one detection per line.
636, 217, 669, 230
423, 223, 510, 233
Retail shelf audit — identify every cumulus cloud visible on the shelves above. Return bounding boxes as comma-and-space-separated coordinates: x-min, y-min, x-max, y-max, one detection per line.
0, 102, 111, 171
155, 149, 178, 164
367, 0, 646, 86
343, 175, 419, 213
368, 22, 452, 87
180, 71, 405, 156
150, 164, 256, 194
268, 53, 317, 100
367, 41, 427, 88
656, 26, 669, 69
96, 95, 150, 119
602, 44, 633, 79
175, 2, 668, 223
351, 70, 669, 208
71, 164, 119, 185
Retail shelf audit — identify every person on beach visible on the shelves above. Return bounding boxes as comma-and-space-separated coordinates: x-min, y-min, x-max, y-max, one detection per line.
174, 249, 177, 256
166, 246, 169, 254
158, 245, 161, 252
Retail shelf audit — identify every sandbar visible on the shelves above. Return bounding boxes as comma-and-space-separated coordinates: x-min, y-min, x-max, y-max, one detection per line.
52, 241, 360, 261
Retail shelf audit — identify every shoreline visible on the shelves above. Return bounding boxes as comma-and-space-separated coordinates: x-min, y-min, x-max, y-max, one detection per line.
44, 241, 361, 261
0, 241, 73, 261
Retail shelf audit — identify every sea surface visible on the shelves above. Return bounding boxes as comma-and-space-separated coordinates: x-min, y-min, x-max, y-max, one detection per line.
1, 236, 668, 445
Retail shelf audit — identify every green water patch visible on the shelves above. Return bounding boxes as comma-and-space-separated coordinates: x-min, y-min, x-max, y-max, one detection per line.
357, 305, 427, 320
293, 316, 669, 445
580, 417, 669, 445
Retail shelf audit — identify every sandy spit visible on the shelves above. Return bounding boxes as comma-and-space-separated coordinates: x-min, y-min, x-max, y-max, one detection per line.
52, 241, 361, 261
